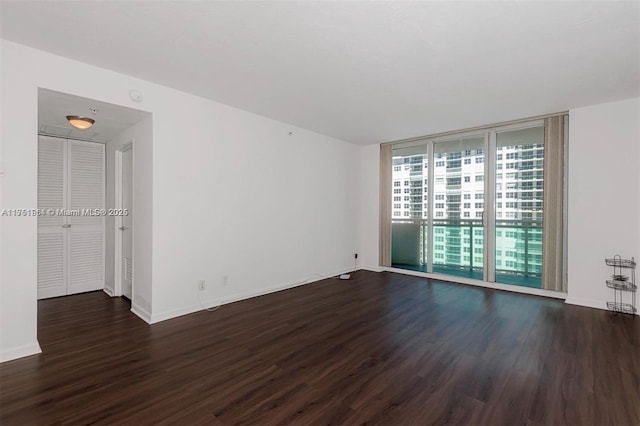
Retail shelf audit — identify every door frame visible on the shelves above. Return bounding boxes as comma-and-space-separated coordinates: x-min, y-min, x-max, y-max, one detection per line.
114, 140, 134, 298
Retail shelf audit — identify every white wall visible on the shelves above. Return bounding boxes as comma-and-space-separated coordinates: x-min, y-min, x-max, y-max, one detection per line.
566, 97, 640, 312
0, 40, 359, 361
1, 42, 41, 361
150, 96, 359, 321
105, 117, 153, 317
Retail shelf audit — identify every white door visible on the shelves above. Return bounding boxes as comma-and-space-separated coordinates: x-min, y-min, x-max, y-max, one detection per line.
67, 140, 105, 295
120, 146, 133, 299
37, 137, 105, 299
37, 136, 67, 299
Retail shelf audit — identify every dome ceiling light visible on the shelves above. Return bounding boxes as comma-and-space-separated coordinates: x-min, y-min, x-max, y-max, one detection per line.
66, 115, 95, 130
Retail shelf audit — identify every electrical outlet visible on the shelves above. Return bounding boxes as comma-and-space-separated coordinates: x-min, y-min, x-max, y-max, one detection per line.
198, 280, 205, 291
354, 253, 358, 259
222, 275, 229, 286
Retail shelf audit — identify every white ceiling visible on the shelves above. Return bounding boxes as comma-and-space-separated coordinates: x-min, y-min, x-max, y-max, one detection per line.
38, 89, 150, 143
3, 1, 639, 145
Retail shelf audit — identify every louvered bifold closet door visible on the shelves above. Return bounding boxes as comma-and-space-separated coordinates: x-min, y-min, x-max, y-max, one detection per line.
38, 136, 67, 298
67, 141, 105, 295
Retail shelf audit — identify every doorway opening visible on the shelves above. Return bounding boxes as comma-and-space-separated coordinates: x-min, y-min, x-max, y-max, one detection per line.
37, 88, 151, 312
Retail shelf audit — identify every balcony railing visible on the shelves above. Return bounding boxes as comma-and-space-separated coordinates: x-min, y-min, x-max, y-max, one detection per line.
390, 218, 543, 283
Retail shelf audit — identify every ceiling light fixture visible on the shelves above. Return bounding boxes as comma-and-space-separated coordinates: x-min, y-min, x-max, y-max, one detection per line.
66, 116, 95, 130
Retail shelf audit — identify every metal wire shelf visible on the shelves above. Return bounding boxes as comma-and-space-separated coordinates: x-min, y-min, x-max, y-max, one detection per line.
606, 302, 637, 315
605, 255, 636, 316
606, 280, 637, 292
605, 258, 636, 268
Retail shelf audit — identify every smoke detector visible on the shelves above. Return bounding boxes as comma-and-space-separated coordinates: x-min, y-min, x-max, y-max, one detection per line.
129, 89, 143, 103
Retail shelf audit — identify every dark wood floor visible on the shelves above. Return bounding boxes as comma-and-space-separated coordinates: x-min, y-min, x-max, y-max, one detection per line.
1, 271, 638, 425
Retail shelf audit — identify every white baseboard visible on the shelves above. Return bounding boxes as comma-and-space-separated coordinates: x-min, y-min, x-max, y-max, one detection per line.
149, 267, 355, 324
0, 341, 42, 363
564, 296, 606, 311
360, 266, 383, 273
565, 296, 639, 315
103, 287, 115, 297
131, 303, 152, 324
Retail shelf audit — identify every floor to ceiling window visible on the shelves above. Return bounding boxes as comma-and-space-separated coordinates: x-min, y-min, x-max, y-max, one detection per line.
384, 116, 565, 292
432, 136, 485, 281
494, 126, 544, 288
390, 144, 428, 269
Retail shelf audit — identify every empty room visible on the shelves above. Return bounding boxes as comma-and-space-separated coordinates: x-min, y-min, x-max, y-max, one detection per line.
0, 1, 638, 425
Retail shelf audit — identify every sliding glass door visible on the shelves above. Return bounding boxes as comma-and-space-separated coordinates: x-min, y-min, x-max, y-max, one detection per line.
390, 121, 549, 290
494, 125, 544, 288
432, 136, 485, 280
